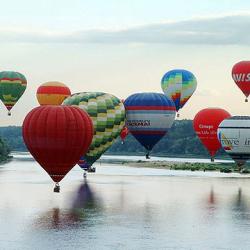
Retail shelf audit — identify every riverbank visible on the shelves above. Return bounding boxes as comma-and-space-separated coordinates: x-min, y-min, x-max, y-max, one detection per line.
99, 158, 249, 173
10, 152, 249, 174
0, 155, 13, 165
128, 161, 247, 173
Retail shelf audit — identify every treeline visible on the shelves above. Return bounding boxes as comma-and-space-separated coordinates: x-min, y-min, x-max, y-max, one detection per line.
0, 133, 11, 162
107, 120, 227, 158
0, 126, 27, 152
0, 120, 228, 159
0, 138, 10, 161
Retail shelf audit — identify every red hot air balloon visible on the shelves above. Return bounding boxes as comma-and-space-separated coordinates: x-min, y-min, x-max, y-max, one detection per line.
193, 108, 231, 161
232, 61, 250, 102
120, 126, 129, 144
22, 106, 93, 192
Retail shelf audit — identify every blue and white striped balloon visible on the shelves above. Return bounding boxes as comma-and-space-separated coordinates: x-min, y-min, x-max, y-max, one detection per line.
124, 92, 176, 156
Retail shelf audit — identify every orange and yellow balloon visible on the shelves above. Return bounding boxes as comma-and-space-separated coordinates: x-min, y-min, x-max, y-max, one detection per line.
36, 81, 71, 105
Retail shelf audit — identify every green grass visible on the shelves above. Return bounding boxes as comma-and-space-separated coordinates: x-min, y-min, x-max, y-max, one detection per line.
168, 162, 247, 173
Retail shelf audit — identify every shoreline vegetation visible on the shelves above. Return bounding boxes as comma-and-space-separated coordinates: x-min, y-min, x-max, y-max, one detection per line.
7, 151, 250, 174
99, 158, 250, 174
0, 137, 11, 164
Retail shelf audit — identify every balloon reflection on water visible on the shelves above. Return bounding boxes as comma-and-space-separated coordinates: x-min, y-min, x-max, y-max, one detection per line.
33, 181, 103, 230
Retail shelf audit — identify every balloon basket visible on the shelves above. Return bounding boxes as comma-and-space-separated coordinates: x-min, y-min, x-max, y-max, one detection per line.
211, 157, 214, 162
177, 113, 180, 118
245, 98, 248, 102
83, 171, 87, 179
7, 111, 11, 116
54, 183, 60, 193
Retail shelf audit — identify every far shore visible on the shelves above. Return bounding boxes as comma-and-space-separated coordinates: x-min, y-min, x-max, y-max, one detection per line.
98, 158, 250, 173
10, 152, 250, 174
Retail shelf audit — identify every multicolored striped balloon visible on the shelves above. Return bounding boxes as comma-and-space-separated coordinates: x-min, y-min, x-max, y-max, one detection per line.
63, 92, 125, 169
161, 69, 197, 112
124, 93, 176, 157
0, 71, 27, 115
36, 81, 71, 105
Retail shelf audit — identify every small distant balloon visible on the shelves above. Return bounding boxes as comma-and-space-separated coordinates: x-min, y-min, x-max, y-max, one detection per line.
232, 61, 250, 102
161, 69, 197, 114
120, 126, 129, 144
193, 108, 231, 161
0, 71, 27, 115
36, 81, 71, 105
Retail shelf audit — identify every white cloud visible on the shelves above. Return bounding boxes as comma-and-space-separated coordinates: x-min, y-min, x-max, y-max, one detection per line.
0, 13, 250, 45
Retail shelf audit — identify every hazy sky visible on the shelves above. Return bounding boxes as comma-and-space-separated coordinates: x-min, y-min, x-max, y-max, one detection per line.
1, 0, 250, 125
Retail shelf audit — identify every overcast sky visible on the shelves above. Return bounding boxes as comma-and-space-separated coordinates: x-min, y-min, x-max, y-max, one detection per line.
1, 0, 250, 125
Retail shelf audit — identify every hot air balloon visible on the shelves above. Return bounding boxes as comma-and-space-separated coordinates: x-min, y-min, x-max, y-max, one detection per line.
63, 92, 125, 172
78, 157, 90, 172
161, 69, 197, 116
218, 116, 250, 169
36, 81, 71, 105
193, 108, 231, 161
124, 92, 176, 158
0, 71, 27, 115
232, 61, 250, 102
22, 106, 93, 192
120, 126, 129, 144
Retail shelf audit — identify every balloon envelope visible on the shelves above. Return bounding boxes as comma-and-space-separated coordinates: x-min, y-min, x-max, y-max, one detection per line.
120, 126, 129, 143
193, 108, 231, 160
232, 61, 250, 101
63, 92, 125, 168
161, 69, 197, 112
0, 71, 27, 115
36, 81, 71, 105
22, 106, 93, 183
124, 92, 176, 153
218, 116, 250, 167
78, 157, 90, 171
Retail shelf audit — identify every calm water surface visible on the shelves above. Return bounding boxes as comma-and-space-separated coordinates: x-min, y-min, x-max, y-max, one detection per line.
1, 155, 250, 250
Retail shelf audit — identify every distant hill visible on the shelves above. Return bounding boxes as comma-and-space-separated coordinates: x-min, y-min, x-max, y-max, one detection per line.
0, 126, 27, 152
106, 120, 228, 159
0, 133, 11, 162
0, 120, 228, 159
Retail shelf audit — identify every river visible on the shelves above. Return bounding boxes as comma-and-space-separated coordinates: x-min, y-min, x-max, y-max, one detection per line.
0, 154, 250, 250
